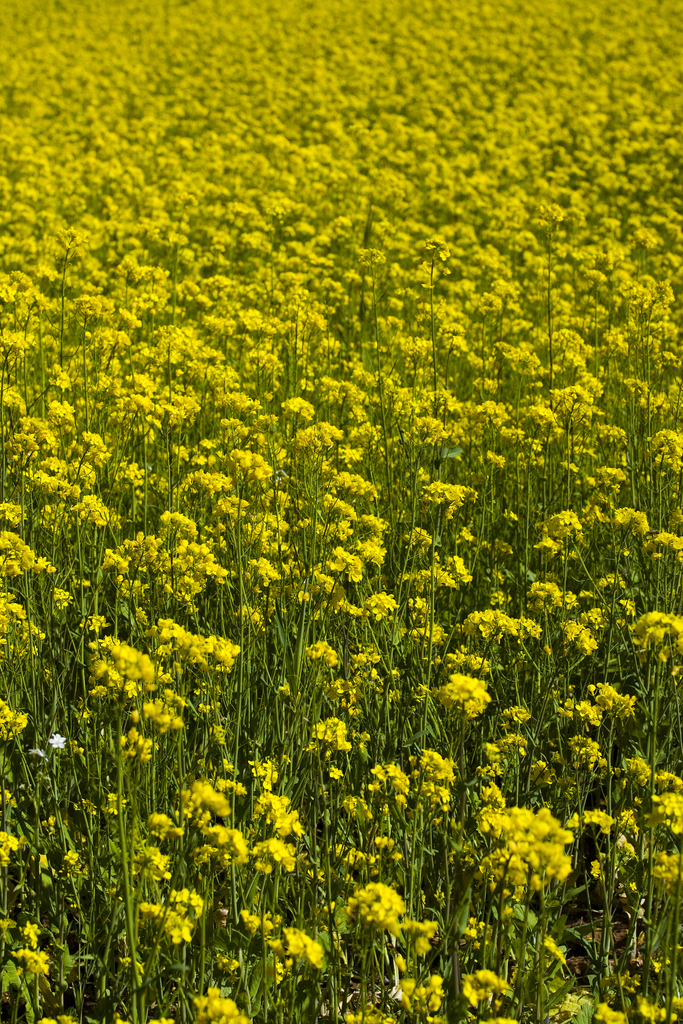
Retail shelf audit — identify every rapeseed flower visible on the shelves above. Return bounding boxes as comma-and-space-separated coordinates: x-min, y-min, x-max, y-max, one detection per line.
1, 0, 683, 1013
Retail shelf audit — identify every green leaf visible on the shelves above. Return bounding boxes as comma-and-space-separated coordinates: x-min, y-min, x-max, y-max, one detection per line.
575, 1003, 595, 1024
405, 729, 428, 744
248, 956, 264, 1013
512, 903, 538, 929
2, 959, 20, 989
454, 886, 472, 939
543, 976, 576, 1015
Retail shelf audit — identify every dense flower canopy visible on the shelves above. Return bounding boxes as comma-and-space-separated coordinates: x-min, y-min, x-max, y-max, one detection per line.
0, 0, 683, 1021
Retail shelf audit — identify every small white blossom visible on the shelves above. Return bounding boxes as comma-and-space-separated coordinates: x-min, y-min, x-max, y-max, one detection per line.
48, 734, 67, 750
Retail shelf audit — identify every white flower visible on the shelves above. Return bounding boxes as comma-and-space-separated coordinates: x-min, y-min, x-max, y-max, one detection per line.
48, 734, 67, 750
29, 748, 46, 759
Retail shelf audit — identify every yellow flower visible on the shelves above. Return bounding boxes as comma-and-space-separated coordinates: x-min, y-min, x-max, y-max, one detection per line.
636, 998, 667, 1023
478, 805, 573, 890
306, 640, 339, 667
134, 844, 172, 881
434, 672, 490, 718
240, 909, 277, 937
649, 793, 683, 833
461, 969, 507, 1006
542, 510, 582, 539
193, 988, 250, 1024
595, 1005, 627, 1024
16, 948, 50, 976
181, 780, 232, 821
253, 792, 304, 838
566, 809, 614, 836
527, 581, 564, 611
269, 927, 324, 969
347, 882, 405, 935
401, 974, 444, 1014
252, 837, 297, 874
543, 935, 567, 965
0, 832, 24, 866
402, 919, 438, 955
563, 621, 598, 657
148, 812, 185, 840
327, 546, 363, 582
0, 701, 28, 741
307, 717, 352, 757
282, 397, 315, 420
364, 592, 398, 620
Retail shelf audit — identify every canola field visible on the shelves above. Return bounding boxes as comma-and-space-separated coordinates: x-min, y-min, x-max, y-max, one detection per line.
1, 0, 683, 1020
